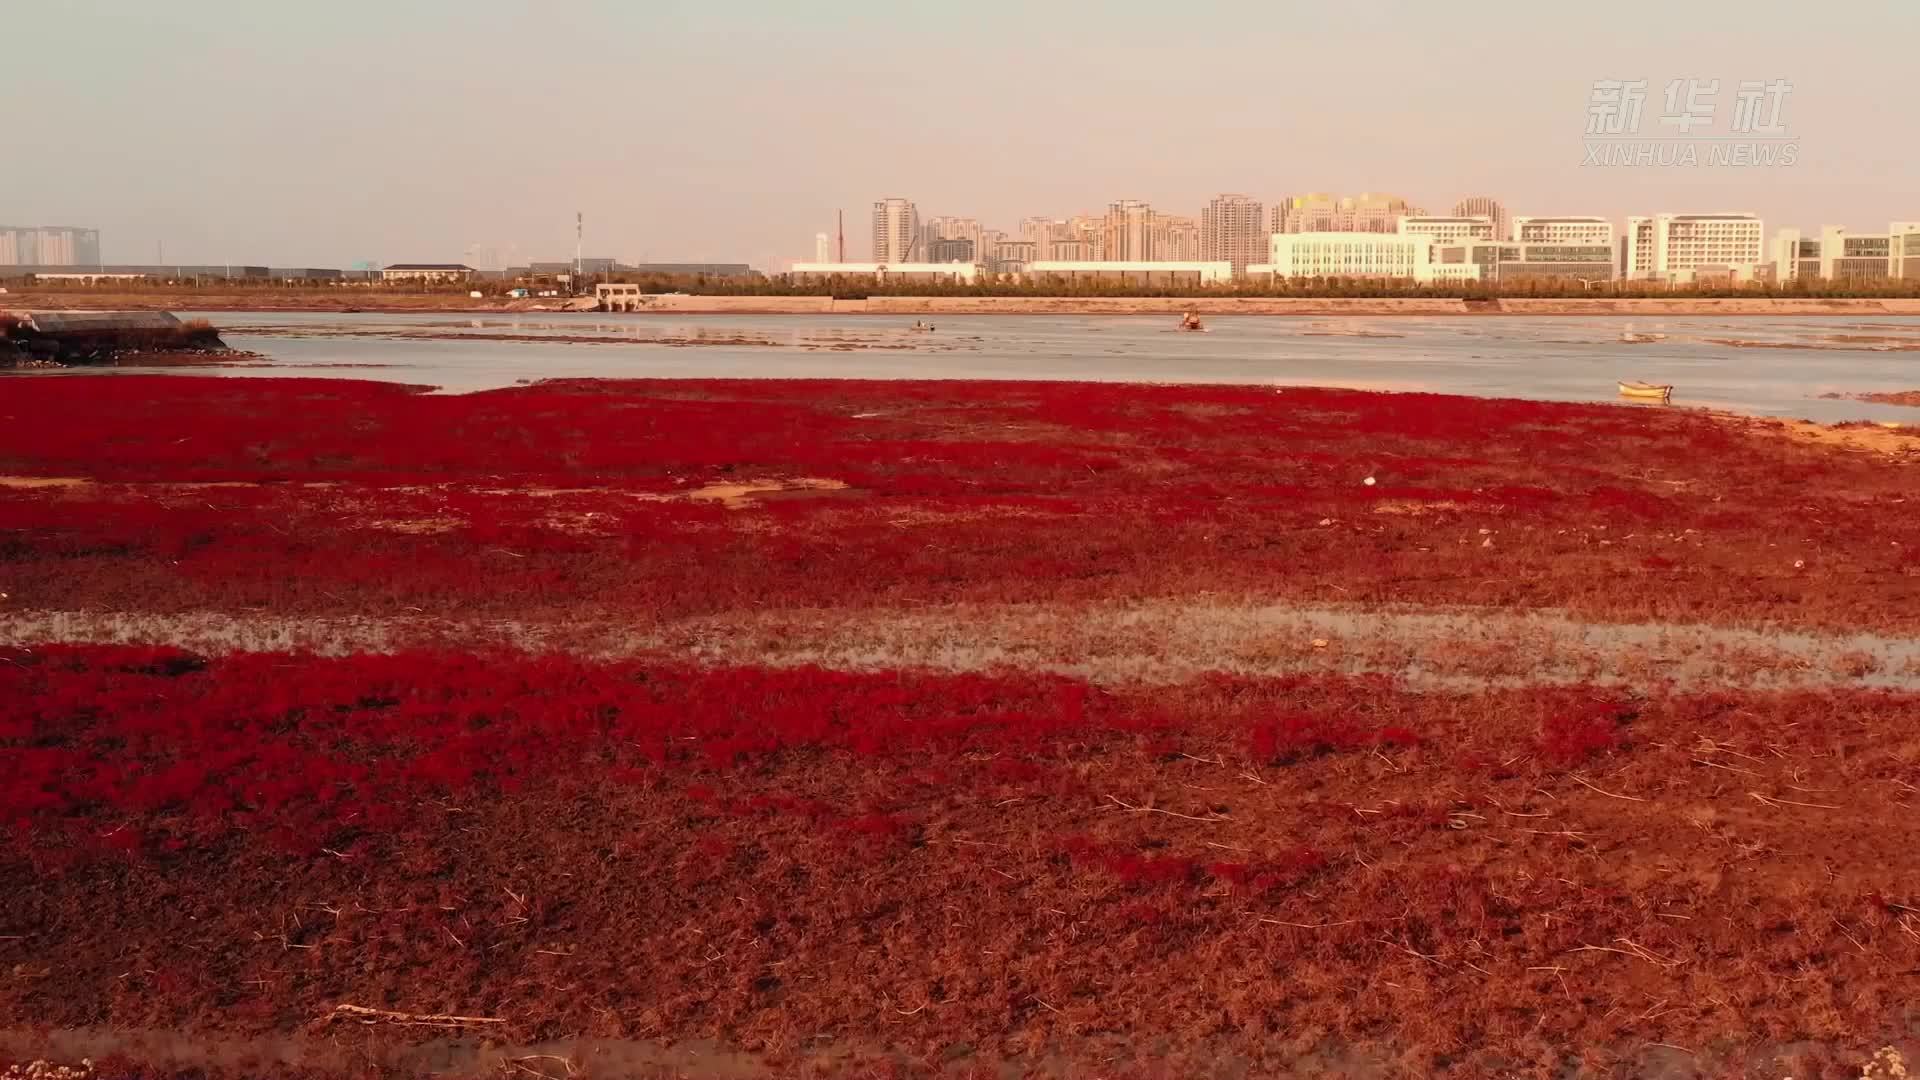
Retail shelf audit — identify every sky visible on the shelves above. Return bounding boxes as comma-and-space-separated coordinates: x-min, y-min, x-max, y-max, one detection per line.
6, 0, 1918, 269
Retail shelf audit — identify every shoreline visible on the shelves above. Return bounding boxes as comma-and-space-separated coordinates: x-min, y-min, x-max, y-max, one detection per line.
9, 292, 1920, 317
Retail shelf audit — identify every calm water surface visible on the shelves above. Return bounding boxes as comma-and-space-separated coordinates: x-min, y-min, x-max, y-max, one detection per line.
98, 311, 1920, 422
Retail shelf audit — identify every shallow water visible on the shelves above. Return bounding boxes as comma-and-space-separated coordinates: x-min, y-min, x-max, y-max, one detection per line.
90, 311, 1920, 421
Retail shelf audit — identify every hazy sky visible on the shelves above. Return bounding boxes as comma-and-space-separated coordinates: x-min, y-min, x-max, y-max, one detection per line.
7, 0, 1917, 268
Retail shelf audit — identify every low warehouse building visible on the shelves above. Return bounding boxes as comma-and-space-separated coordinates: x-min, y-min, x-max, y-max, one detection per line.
789, 262, 981, 284
1026, 261, 1231, 287
381, 263, 476, 283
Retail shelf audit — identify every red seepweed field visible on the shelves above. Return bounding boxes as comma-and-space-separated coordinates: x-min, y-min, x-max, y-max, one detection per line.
2, 376, 1919, 1079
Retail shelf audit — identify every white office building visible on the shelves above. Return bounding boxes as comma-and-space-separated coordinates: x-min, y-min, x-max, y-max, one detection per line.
1250, 233, 1434, 281
1511, 216, 1615, 245
1397, 216, 1496, 244
1622, 213, 1766, 282
1893, 223, 1920, 280
1774, 222, 1920, 282
1433, 240, 1616, 285
1819, 226, 1891, 281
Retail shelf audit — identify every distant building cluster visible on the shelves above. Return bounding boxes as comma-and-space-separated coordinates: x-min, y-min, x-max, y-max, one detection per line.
793, 196, 1920, 287
1, 256, 757, 286
1, 225, 102, 267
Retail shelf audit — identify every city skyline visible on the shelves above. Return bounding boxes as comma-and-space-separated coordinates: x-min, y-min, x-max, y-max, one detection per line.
6, 2, 1919, 268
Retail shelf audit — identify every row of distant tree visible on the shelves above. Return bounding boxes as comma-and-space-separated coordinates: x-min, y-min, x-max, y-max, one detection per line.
9, 271, 1920, 300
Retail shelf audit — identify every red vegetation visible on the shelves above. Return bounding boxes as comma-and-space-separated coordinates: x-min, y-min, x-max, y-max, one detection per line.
0, 377, 1915, 631
5, 646, 1920, 1075
3, 377, 1918, 1076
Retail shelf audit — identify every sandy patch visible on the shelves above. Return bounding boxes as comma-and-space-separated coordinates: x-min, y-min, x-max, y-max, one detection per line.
362, 516, 463, 535
1370, 499, 1466, 516
6, 601, 1915, 693
1821, 390, 1920, 408
0, 476, 91, 489
1773, 419, 1919, 456
674, 477, 850, 509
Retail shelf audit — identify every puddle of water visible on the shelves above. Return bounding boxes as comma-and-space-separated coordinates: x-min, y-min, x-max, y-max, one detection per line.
22, 311, 1913, 424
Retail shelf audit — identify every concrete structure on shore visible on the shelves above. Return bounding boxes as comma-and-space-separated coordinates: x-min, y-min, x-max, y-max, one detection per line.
1622, 213, 1766, 283
1398, 216, 1496, 244
595, 283, 646, 311
1027, 261, 1231, 287
790, 261, 980, 284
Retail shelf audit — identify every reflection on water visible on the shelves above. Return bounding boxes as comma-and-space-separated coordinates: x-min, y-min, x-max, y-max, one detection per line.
89, 311, 1920, 422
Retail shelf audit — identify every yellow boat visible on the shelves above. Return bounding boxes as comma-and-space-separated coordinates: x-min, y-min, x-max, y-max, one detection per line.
1618, 380, 1673, 402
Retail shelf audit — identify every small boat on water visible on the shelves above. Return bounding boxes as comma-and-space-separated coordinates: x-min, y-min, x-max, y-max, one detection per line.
1618, 380, 1674, 402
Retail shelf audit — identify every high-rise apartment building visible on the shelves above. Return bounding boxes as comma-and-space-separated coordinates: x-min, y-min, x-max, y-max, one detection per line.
1273, 194, 1340, 234
1152, 215, 1201, 261
1066, 216, 1106, 261
1104, 200, 1155, 261
1452, 197, 1511, 242
0, 225, 102, 266
1348, 193, 1419, 234
1200, 194, 1267, 276
976, 229, 1006, 269
991, 240, 1037, 274
920, 216, 984, 259
1019, 217, 1061, 250
814, 233, 833, 263
927, 238, 976, 263
871, 198, 920, 263
1623, 213, 1765, 280
1272, 194, 1416, 235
